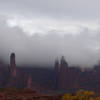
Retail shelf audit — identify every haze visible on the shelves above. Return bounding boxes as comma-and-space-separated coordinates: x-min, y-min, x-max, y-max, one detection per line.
0, 0, 100, 67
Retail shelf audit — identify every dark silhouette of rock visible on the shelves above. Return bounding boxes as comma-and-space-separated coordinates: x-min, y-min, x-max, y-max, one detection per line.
58, 56, 69, 90
10, 53, 17, 77
55, 59, 59, 74
55, 56, 81, 91
6, 53, 19, 88
54, 59, 59, 89
0, 53, 100, 93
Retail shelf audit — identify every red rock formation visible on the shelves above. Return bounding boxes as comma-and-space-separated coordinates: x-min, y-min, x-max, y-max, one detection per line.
54, 59, 59, 89
10, 53, 17, 77
6, 53, 19, 88
27, 75, 33, 89
58, 56, 68, 90
55, 59, 59, 74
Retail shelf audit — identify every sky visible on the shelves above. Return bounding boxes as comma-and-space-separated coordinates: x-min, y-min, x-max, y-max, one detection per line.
0, 0, 100, 67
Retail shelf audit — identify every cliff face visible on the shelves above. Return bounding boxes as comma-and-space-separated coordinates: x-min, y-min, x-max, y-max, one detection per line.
58, 56, 68, 90
55, 56, 81, 91
54, 57, 100, 93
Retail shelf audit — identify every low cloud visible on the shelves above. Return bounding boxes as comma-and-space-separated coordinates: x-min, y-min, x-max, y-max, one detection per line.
0, 14, 100, 67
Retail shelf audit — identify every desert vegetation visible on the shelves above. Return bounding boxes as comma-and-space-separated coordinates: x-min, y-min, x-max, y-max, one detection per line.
62, 90, 100, 100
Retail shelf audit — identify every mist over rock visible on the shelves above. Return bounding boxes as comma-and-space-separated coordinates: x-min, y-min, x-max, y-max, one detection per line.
0, 14, 99, 67
0, 53, 100, 93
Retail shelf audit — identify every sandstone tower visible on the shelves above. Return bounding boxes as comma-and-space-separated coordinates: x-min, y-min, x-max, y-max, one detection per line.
27, 75, 33, 89
55, 59, 59, 73
59, 56, 69, 90
60, 56, 68, 70
10, 53, 17, 77
6, 53, 18, 87
54, 59, 59, 89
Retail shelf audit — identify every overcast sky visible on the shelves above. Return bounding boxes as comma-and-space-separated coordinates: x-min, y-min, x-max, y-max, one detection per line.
0, 0, 100, 67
